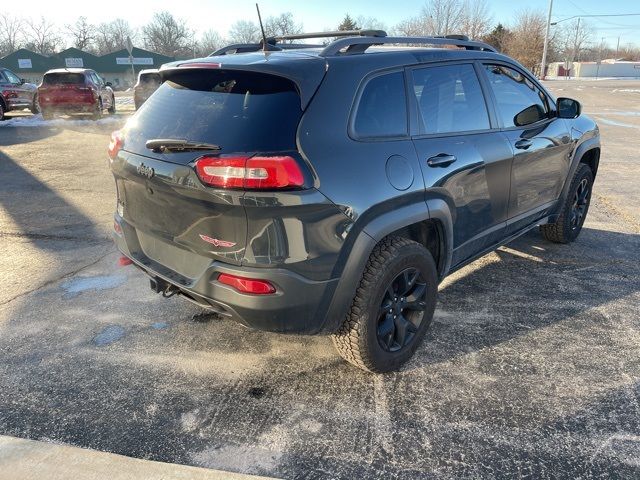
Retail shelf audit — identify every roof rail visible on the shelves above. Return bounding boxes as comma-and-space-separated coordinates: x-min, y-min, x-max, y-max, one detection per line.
210, 29, 388, 56
211, 42, 323, 56
273, 29, 387, 42
320, 35, 497, 56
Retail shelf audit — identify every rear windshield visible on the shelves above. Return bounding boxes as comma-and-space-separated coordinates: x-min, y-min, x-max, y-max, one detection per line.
140, 73, 161, 85
43, 73, 85, 85
124, 69, 302, 155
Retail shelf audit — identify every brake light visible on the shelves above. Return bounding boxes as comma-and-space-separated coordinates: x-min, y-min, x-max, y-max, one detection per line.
194, 155, 304, 190
108, 130, 124, 160
178, 62, 221, 69
218, 273, 276, 295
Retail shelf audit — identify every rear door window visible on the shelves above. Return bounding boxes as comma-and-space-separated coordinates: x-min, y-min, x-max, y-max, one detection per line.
140, 73, 161, 85
352, 71, 407, 139
43, 73, 85, 85
483, 64, 549, 128
123, 69, 302, 160
412, 63, 490, 135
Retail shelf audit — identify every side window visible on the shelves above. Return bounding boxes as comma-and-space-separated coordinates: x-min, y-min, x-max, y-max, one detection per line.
353, 71, 407, 138
484, 64, 549, 128
0, 71, 7, 83
412, 63, 490, 135
4, 70, 21, 84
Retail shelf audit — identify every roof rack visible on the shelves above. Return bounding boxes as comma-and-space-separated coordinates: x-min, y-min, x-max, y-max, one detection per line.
210, 30, 497, 57
210, 29, 388, 56
320, 34, 497, 56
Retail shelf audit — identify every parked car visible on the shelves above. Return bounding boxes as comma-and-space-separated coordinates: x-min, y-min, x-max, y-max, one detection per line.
109, 32, 600, 373
134, 69, 161, 110
38, 68, 116, 120
0, 67, 39, 120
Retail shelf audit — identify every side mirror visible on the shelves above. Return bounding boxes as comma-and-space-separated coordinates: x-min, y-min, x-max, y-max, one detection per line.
514, 104, 546, 127
557, 97, 581, 119
20, 78, 26, 84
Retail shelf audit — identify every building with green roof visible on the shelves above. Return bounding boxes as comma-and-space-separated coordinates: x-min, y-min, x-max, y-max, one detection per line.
0, 46, 175, 88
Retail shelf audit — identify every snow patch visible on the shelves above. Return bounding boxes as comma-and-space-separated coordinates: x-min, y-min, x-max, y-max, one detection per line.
0, 114, 125, 128
62, 274, 126, 297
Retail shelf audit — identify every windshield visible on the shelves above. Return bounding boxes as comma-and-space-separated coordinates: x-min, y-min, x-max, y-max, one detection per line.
124, 69, 302, 158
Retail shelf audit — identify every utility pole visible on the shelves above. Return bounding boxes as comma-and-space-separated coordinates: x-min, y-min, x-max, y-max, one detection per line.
616, 36, 620, 59
541, 0, 554, 79
572, 17, 581, 63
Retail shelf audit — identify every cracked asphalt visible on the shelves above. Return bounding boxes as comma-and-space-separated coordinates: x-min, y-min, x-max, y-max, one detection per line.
1, 81, 639, 479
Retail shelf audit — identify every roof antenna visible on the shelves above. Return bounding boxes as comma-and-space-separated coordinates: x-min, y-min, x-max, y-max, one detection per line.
256, 3, 269, 53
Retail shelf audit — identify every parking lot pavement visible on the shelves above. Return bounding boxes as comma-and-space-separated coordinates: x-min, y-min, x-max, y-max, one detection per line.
0, 435, 274, 480
0, 81, 639, 479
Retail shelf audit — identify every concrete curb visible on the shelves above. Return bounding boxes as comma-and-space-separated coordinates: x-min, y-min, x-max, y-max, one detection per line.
0, 436, 277, 480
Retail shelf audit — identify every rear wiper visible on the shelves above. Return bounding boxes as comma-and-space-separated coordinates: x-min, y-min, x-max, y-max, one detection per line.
145, 138, 221, 153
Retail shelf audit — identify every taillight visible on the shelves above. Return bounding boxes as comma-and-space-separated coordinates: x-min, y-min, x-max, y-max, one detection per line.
108, 130, 124, 160
194, 155, 305, 190
217, 273, 276, 295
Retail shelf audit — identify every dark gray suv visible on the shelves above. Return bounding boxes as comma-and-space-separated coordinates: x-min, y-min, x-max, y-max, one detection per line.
109, 31, 600, 372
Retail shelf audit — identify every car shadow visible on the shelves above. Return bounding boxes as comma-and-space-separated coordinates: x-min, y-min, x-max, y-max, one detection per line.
414, 226, 640, 367
0, 124, 60, 146
0, 150, 108, 251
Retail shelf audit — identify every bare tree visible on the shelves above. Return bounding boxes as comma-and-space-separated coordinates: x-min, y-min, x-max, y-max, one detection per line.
392, 16, 428, 36
142, 11, 194, 57
423, 0, 465, 36
66, 16, 96, 52
355, 16, 386, 31
265, 13, 302, 39
24, 17, 63, 55
393, 0, 467, 37
557, 19, 593, 62
228, 20, 260, 43
95, 19, 137, 55
461, 0, 492, 40
198, 30, 226, 56
0, 13, 23, 56
504, 9, 547, 73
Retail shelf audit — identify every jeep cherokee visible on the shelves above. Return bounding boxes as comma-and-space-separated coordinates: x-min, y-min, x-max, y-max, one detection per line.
109, 31, 600, 372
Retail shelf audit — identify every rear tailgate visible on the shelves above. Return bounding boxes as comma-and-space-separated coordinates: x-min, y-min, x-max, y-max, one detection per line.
113, 64, 321, 276
39, 72, 93, 104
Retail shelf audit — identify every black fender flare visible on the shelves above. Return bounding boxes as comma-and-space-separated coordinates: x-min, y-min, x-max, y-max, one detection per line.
554, 135, 601, 217
316, 198, 454, 334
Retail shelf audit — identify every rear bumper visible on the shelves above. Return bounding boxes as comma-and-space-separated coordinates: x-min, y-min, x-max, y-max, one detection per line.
114, 216, 339, 334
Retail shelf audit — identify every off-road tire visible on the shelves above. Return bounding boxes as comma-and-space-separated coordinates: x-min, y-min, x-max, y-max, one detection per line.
108, 94, 116, 114
540, 164, 593, 243
331, 236, 438, 373
0, 101, 5, 121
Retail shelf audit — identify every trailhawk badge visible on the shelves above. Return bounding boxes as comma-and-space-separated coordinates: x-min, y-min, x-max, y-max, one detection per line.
199, 234, 236, 248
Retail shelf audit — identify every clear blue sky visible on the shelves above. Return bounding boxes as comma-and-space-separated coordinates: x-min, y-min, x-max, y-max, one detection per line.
8, 0, 640, 47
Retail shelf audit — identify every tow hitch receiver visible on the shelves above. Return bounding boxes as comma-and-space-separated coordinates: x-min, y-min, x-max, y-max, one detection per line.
149, 277, 179, 298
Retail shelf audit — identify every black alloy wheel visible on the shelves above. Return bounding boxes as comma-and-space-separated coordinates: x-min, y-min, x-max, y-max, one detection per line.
377, 268, 428, 352
571, 178, 590, 230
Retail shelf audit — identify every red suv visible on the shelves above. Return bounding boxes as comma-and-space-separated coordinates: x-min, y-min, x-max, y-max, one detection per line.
38, 68, 116, 120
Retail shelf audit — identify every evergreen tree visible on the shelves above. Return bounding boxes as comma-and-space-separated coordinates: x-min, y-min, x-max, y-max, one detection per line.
338, 14, 359, 31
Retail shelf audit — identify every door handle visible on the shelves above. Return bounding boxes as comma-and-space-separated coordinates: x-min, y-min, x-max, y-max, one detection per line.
427, 153, 457, 167
514, 139, 533, 150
